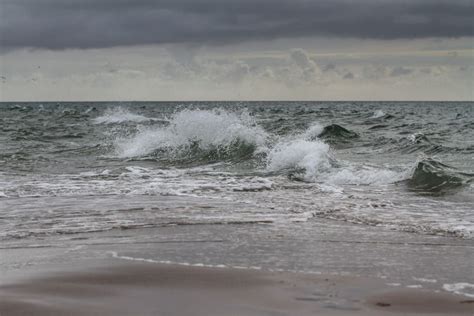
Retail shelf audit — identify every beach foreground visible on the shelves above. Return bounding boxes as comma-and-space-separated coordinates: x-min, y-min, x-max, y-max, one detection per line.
1, 260, 472, 316
1, 219, 473, 315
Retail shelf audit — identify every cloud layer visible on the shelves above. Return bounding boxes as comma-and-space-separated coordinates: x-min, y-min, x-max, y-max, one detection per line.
2, 46, 472, 101
1, 0, 473, 50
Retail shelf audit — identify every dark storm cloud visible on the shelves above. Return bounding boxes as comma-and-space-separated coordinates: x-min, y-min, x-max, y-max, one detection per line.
1, 0, 473, 50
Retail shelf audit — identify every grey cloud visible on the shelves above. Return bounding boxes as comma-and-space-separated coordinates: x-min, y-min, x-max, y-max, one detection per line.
322, 64, 337, 72
343, 72, 355, 80
1, 0, 473, 50
290, 49, 315, 70
420, 68, 433, 74
220, 61, 251, 83
390, 66, 414, 77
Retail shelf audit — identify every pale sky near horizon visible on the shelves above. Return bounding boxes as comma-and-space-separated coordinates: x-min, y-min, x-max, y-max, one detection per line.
1, 0, 473, 101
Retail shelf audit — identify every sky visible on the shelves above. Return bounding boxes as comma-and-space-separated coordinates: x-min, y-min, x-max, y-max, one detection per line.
0, 0, 473, 101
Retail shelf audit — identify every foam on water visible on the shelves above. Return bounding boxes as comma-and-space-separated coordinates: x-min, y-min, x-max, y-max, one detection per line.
266, 139, 332, 180
324, 166, 405, 185
0, 166, 276, 199
443, 283, 474, 298
114, 109, 268, 159
371, 109, 385, 118
302, 123, 324, 140
93, 107, 155, 124
266, 123, 403, 185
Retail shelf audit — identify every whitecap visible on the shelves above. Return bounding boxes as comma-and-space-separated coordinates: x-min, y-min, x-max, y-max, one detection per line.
93, 107, 155, 124
371, 109, 385, 118
114, 109, 268, 158
266, 139, 332, 180
265, 123, 404, 185
302, 122, 324, 140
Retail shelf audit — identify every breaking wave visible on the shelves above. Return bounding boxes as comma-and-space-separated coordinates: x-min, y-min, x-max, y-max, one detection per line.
266, 124, 402, 184
114, 109, 268, 163
266, 138, 404, 185
266, 139, 333, 179
108, 109, 471, 191
368, 109, 394, 121
112, 109, 405, 185
371, 109, 385, 118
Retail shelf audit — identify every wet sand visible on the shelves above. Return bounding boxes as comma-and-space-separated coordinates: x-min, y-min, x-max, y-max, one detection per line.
1, 261, 472, 316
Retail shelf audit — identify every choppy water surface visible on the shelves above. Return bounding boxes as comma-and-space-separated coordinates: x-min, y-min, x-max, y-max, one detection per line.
0, 102, 473, 240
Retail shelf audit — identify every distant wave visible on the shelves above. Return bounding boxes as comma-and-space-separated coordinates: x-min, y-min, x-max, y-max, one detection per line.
368, 109, 394, 121
371, 109, 385, 118
94, 107, 158, 124
377, 133, 474, 155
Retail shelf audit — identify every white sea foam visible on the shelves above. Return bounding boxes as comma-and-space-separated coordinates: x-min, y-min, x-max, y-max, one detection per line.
371, 109, 385, 118
93, 107, 155, 124
79, 169, 110, 178
302, 122, 324, 140
114, 109, 268, 158
407, 133, 426, 143
84, 107, 95, 114
109, 251, 264, 271
324, 166, 406, 185
443, 282, 474, 298
413, 277, 437, 283
265, 123, 406, 185
266, 139, 332, 180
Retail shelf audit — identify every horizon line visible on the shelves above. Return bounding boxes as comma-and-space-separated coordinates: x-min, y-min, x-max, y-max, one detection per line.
1, 100, 473, 103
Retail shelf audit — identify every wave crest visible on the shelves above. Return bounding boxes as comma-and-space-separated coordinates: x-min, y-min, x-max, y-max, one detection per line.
407, 158, 472, 194
317, 124, 359, 143
266, 139, 332, 180
114, 109, 268, 163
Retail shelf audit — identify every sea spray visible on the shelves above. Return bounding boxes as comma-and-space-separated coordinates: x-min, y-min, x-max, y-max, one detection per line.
266, 139, 332, 180
114, 109, 269, 161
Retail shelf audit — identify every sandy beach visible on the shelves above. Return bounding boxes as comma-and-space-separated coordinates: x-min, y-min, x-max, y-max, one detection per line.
1, 219, 473, 316
1, 260, 473, 316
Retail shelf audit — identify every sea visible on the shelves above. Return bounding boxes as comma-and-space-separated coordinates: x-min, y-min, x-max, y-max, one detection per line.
0, 102, 473, 240
1, 101, 474, 296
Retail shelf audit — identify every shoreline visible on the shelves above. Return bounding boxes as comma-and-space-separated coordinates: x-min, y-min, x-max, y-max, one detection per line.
1, 220, 473, 315
1, 260, 473, 316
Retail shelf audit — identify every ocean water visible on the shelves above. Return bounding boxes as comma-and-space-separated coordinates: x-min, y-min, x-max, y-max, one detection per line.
0, 101, 473, 241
